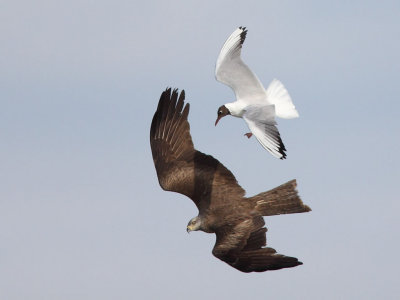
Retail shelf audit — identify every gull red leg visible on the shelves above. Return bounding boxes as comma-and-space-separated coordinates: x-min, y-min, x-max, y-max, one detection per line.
244, 132, 253, 139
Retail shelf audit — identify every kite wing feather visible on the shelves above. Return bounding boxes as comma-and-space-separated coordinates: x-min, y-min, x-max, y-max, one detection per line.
212, 216, 302, 272
150, 88, 245, 210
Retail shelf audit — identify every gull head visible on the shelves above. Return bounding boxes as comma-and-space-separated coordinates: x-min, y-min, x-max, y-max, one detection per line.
215, 105, 230, 126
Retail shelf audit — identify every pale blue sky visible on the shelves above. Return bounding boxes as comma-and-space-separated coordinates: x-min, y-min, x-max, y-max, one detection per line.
1, 1, 400, 299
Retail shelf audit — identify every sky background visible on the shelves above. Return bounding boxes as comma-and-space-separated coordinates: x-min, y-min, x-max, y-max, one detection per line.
1, 0, 400, 299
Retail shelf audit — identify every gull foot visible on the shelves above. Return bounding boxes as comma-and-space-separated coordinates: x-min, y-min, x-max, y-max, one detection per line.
244, 132, 253, 139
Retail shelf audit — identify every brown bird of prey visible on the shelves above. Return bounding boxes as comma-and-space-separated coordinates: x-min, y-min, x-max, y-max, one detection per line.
150, 88, 311, 273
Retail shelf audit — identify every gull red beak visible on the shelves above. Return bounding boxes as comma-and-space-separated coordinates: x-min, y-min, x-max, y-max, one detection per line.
215, 116, 222, 126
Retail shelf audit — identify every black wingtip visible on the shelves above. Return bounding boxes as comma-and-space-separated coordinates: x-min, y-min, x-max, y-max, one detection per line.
279, 140, 287, 159
238, 26, 248, 44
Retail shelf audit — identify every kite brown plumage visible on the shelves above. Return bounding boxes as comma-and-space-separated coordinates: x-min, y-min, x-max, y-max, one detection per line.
150, 88, 311, 273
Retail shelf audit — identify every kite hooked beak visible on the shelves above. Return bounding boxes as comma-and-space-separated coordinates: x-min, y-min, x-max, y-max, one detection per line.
186, 226, 192, 233
215, 116, 222, 126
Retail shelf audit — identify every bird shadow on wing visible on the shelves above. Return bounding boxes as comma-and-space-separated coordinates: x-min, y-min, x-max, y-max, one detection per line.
193, 151, 218, 211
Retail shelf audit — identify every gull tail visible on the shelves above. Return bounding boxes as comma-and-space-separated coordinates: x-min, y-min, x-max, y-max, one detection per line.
265, 79, 299, 119
250, 180, 311, 216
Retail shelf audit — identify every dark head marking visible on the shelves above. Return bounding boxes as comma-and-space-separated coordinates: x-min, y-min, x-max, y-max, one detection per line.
215, 105, 230, 126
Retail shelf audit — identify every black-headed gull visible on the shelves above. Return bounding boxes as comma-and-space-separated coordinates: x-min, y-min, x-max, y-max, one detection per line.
214, 27, 299, 159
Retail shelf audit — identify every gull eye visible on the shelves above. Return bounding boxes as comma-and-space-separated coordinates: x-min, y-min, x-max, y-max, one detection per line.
218, 110, 222, 115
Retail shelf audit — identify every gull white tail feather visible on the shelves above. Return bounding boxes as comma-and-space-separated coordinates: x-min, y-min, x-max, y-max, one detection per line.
266, 79, 299, 119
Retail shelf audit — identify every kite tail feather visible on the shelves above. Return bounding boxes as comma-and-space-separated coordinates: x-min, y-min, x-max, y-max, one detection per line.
250, 180, 311, 217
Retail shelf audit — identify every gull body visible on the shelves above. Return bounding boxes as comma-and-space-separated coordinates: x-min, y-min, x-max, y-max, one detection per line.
215, 27, 299, 159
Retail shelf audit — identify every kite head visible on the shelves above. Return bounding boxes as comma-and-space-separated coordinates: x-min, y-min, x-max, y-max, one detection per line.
187, 216, 202, 233
215, 105, 230, 126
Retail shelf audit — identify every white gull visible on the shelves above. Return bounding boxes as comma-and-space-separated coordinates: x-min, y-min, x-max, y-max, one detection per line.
214, 27, 299, 159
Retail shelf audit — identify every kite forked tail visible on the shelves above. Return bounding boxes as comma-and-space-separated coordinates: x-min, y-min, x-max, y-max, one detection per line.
250, 180, 311, 217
